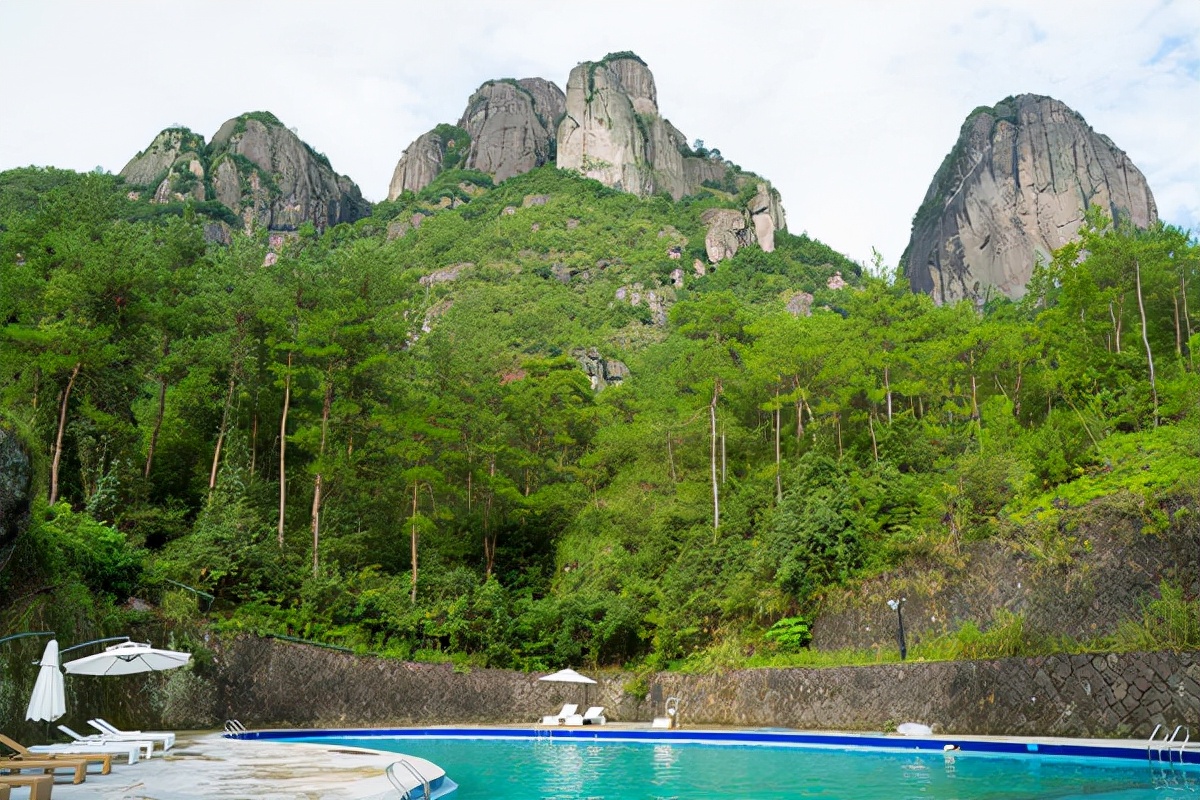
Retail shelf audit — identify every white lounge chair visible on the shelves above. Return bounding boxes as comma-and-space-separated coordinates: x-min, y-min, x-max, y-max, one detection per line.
58, 725, 155, 759
540, 703, 577, 725
29, 739, 142, 765
89, 719, 175, 751
564, 706, 606, 726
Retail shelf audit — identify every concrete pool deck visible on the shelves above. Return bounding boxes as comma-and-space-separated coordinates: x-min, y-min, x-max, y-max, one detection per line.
37, 726, 1189, 799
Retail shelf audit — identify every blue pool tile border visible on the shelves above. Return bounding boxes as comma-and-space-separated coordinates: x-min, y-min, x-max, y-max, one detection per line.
227, 726, 1199, 766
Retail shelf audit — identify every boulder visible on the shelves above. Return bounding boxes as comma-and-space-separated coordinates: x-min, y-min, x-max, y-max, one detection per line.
901, 94, 1157, 303
572, 347, 630, 390
702, 208, 753, 263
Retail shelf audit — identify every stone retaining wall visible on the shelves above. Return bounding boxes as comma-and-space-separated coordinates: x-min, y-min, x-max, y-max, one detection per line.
6, 635, 1197, 741
201, 636, 1200, 738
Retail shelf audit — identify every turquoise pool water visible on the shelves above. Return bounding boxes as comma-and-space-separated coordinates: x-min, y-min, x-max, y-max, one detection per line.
285, 735, 1186, 799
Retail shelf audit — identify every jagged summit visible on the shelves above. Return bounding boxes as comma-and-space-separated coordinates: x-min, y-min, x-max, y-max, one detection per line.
901, 93, 1157, 304
388, 77, 565, 199
120, 112, 369, 232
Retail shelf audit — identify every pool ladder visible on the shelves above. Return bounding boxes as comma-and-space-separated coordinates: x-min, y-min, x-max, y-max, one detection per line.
1146, 723, 1191, 765
223, 719, 247, 735
387, 759, 431, 800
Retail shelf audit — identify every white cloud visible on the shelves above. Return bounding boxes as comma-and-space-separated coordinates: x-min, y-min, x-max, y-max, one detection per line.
1, 0, 1195, 266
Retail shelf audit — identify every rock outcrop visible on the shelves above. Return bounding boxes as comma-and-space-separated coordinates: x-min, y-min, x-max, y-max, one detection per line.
388, 78, 565, 199
208, 112, 370, 232
700, 182, 785, 262
122, 114, 369, 232
459, 79, 565, 182
119, 128, 208, 203
901, 94, 1158, 303
556, 52, 786, 258
388, 130, 452, 199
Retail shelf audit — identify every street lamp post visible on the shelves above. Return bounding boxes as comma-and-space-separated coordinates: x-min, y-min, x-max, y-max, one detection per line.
887, 598, 907, 660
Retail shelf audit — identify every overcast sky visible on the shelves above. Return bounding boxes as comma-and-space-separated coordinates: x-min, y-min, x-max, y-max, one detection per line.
1, 0, 1196, 266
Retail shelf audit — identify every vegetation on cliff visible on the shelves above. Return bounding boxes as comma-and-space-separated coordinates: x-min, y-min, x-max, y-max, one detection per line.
0, 162, 1196, 672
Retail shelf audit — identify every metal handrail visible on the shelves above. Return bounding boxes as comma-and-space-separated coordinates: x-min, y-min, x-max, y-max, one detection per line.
1148, 724, 1164, 763
1176, 728, 1191, 765
224, 719, 247, 734
386, 759, 430, 800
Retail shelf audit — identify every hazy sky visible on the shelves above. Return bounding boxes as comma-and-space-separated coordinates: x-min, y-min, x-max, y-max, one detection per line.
1, 1, 1196, 266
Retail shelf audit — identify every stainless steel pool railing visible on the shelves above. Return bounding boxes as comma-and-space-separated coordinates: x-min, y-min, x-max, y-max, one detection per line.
224, 719, 247, 734
387, 759, 430, 800
1147, 724, 1191, 765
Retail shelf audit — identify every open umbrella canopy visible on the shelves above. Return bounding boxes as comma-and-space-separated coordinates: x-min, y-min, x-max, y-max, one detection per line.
25, 639, 66, 722
63, 641, 191, 676
538, 668, 597, 685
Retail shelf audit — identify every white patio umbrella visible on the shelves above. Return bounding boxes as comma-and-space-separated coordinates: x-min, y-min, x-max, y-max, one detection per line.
25, 638, 66, 722
63, 641, 191, 676
539, 667, 597, 706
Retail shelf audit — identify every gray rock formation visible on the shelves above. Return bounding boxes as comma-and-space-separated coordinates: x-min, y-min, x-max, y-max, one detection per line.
119, 128, 208, 203
572, 348, 629, 390
388, 130, 450, 198
557, 53, 687, 199
208, 112, 369, 232
388, 77, 564, 199
902, 94, 1157, 303
700, 182, 786, 262
458, 79, 565, 182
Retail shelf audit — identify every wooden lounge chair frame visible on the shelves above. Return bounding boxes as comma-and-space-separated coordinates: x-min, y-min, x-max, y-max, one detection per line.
0, 734, 111, 775
0, 756, 87, 784
0, 774, 55, 800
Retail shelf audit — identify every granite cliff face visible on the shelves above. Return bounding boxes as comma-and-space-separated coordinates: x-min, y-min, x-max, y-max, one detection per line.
388, 78, 565, 199
459, 78, 565, 182
902, 94, 1157, 303
121, 113, 369, 232
208, 113, 370, 232
556, 52, 785, 260
119, 128, 208, 204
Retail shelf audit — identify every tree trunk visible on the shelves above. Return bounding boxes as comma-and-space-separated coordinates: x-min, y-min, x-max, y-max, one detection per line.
250, 413, 258, 478
1134, 259, 1159, 425
1183, 274, 1194, 372
867, 412, 879, 462
1173, 290, 1183, 358
774, 392, 782, 503
884, 365, 893, 423
835, 413, 843, 460
209, 375, 236, 493
410, 482, 419, 603
278, 353, 292, 547
666, 432, 676, 482
710, 378, 721, 532
49, 362, 81, 505
310, 376, 332, 577
144, 375, 167, 479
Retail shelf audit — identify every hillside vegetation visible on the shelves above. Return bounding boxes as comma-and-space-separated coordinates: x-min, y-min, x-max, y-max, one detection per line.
1, 165, 1197, 671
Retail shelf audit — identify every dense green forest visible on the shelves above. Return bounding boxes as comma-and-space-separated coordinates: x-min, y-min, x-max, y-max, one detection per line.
1, 164, 1197, 672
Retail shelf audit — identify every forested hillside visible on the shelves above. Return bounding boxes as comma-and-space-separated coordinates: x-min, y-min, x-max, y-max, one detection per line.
1, 164, 1196, 672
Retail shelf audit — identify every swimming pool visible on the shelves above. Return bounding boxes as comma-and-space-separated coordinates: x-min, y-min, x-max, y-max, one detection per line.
237, 728, 1195, 799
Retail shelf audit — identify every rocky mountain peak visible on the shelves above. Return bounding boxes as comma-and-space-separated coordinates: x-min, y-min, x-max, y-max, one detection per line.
901, 93, 1157, 304
121, 113, 369, 232
207, 112, 370, 232
388, 77, 565, 199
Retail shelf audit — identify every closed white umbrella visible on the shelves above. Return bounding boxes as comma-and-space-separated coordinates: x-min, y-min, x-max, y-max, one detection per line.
25, 639, 66, 722
63, 641, 191, 676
